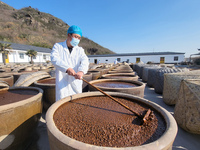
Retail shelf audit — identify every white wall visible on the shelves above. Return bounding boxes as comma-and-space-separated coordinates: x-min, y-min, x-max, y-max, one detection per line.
0, 49, 51, 64
88, 54, 185, 64
36, 53, 51, 63
0, 53, 2, 63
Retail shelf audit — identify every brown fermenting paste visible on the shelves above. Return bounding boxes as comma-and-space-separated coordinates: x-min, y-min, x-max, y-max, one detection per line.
54, 96, 166, 147
94, 81, 138, 88
37, 78, 55, 84
0, 89, 39, 106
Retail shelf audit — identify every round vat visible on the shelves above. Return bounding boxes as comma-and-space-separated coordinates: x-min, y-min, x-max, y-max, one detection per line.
32, 67, 40, 71
82, 73, 92, 92
40, 67, 50, 73
0, 74, 14, 87
112, 68, 133, 71
19, 70, 38, 73
9, 72, 33, 84
89, 79, 145, 98
114, 65, 132, 70
100, 68, 110, 74
34, 77, 55, 110
95, 68, 108, 76
108, 71, 136, 75
0, 87, 43, 150
25, 67, 32, 71
108, 70, 134, 73
46, 92, 177, 150
87, 70, 101, 80
0, 80, 9, 89
101, 74, 139, 81
2, 68, 12, 73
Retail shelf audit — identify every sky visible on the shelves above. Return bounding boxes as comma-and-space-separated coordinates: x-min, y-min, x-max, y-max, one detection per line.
1, 0, 200, 58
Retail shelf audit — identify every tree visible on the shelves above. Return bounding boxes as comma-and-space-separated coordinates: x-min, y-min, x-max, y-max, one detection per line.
25, 49, 37, 64
0, 43, 12, 65
87, 48, 98, 55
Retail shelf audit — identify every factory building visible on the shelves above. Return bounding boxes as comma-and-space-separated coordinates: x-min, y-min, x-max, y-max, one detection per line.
88, 52, 185, 64
0, 41, 51, 64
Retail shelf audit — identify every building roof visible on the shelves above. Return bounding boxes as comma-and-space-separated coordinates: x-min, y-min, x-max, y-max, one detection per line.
190, 52, 200, 56
0, 41, 185, 57
0, 41, 52, 53
88, 52, 185, 57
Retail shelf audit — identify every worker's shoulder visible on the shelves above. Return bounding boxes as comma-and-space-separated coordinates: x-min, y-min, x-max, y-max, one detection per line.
75, 46, 84, 50
76, 46, 83, 50
53, 41, 66, 47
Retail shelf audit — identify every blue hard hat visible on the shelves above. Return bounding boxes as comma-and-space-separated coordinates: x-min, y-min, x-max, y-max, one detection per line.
67, 25, 82, 37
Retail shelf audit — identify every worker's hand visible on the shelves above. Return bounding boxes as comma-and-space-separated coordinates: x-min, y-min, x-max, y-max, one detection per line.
66, 68, 76, 76
74, 71, 84, 80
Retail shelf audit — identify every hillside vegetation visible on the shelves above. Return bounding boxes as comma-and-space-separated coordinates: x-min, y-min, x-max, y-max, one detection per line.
0, 1, 115, 55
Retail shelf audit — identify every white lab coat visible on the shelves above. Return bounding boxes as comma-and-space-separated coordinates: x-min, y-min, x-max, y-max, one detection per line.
51, 40, 89, 101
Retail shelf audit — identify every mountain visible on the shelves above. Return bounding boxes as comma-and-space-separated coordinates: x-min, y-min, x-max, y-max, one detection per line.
0, 1, 115, 55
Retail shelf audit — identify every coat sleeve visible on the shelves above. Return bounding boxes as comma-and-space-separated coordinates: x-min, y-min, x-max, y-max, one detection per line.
78, 48, 89, 74
51, 43, 69, 73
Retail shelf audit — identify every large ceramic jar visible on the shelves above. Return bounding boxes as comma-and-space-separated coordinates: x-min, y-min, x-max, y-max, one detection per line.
108, 70, 134, 74
34, 77, 55, 110
114, 65, 132, 70
101, 74, 139, 81
89, 79, 145, 98
0, 87, 43, 150
0, 74, 14, 87
95, 68, 109, 76
0, 80, 9, 89
25, 66, 33, 71
46, 92, 177, 150
82, 72, 92, 92
87, 70, 101, 80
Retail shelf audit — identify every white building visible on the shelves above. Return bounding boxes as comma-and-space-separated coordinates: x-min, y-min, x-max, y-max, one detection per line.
88, 52, 185, 64
0, 41, 51, 64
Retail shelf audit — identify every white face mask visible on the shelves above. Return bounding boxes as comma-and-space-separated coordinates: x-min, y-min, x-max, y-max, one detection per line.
70, 37, 80, 47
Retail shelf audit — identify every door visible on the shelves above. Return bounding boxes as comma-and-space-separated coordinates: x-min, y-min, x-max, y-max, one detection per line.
160, 57, 165, 64
5, 53, 9, 64
94, 59, 97, 64
136, 57, 140, 63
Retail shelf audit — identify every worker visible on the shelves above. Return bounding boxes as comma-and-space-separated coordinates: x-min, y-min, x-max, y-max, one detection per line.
51, 25, 89, 101
114, 59, 118, 64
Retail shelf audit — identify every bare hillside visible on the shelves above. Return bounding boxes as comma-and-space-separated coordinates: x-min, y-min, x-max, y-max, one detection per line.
0, 1, 115, 55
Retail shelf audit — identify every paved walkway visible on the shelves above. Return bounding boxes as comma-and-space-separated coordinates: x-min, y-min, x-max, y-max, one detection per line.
29, 83, 200, 150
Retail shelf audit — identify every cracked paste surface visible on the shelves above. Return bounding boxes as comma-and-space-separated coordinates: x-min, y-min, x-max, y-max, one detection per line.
54, 96, 166, 147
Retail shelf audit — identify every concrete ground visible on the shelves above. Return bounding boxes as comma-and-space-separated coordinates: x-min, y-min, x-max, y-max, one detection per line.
28, 82, 200, 150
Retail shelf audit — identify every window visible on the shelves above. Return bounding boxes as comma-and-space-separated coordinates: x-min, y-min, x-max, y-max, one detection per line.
43, 55, 46, 59
174, 56, 178, 61
33, 56, 36, 59
136, 57, 140, 63
19, 53, 24, 59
